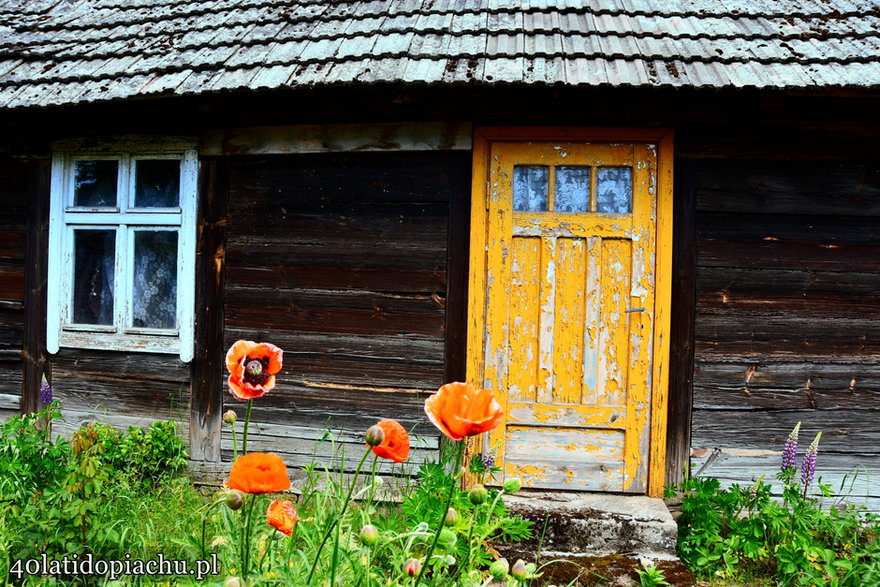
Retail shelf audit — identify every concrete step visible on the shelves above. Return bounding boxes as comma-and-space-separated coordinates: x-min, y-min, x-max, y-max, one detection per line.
497, 491, 695, 585
503, 491, 678, 559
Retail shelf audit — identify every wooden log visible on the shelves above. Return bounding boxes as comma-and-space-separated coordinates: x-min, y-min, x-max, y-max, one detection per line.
691, 451, 880, 512
22, 158, 50, 414
666, 158, 697, 486
691, 408, 880, 453
201, 121, 472, 156
51, 349, 190, 421
444, 151, 472, 383
694, 161, 880, 216
0, 266, 24, 302
695, 311, 880, 355
190, 158, 228, 462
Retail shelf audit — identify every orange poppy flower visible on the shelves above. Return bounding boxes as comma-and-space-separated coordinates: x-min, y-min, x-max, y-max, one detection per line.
226, 340, 283, 400
266, 499, 299, 536
369, 419, 410, 463
424, 382, 503, 441
226, 452, 291, 494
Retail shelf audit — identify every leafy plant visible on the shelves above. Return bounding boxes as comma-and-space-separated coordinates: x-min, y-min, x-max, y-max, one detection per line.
0, 401, 70, 505
95, 419, 188, 486
677, 424, 880, 585
635, 562, 670, 586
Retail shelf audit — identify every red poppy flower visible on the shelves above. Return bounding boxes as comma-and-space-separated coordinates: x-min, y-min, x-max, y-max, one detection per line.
369, 419, 410, 463
266, 499, 299, 536
226, 452, 291, 494
424, 382, 503, 441
226, 340, 283, 400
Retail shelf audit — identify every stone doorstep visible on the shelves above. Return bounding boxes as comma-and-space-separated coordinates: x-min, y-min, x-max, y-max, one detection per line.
501, 491, 679, 560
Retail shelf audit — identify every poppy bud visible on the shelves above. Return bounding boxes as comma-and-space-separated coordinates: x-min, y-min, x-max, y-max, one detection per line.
510, 559, 528, 580
225, 489, 245, 510
444, 507, 459, 526
489, 559, 510, 580
469, 483, 488, 505
223, 410, 238, 424
224, 578, 246, 587
438, 528, 457, 551
359, 524, 379, 546
502, 477, 522, 494
403, 558, 421, 576
365, 424, 385, 447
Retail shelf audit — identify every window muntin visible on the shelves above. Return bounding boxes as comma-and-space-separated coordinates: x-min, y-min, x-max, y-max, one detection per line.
48, 142, 197, 360
512, 164, 632, 214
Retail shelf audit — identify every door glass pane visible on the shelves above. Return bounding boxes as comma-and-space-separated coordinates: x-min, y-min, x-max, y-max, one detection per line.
73, 229, 115, 324
134, 159, 180, 208
597, 167, 632, 213
555, 167, 590, 212
73, 160, 117, 207
513, 166, 549, 211
132, 230, 178, 329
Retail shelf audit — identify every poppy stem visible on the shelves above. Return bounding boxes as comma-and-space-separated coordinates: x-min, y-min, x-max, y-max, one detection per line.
240, 495, 257, 578
366, 454, 379, 513
230, 421, 239, 461
242, 399, 254, 455
259, 527, 278, 573
305, 445, 373, 585
414, 440, 465, 587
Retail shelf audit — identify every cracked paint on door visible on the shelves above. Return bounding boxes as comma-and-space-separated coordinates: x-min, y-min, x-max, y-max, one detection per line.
467, 130, 673, 495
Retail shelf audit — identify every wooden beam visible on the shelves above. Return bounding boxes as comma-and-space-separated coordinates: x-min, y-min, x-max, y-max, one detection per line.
444, 152, 471, 384
190, 159, 228, 462
665, 158, 697, 486
22, 158, 50, 414
200, 122, 473, 156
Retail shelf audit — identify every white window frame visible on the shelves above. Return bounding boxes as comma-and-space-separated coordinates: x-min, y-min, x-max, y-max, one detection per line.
47, 137, 198, 362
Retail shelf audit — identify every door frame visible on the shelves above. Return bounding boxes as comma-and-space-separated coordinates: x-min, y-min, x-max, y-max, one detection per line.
465, 127, 674, 497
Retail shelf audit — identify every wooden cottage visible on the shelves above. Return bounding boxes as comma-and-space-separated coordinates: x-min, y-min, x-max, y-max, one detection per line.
1, 0, 878, 505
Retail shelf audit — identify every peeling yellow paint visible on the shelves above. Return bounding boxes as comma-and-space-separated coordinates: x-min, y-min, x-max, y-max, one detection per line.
468, 128, 672, 496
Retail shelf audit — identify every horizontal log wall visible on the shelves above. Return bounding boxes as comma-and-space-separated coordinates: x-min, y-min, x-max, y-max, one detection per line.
222, 152, 463, 474
690, 159, 880, 509
50, 349, 191, 440
0, 158, 27, 419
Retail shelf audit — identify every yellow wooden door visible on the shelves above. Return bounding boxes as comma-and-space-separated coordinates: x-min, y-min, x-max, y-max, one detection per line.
468, 128, 673, 496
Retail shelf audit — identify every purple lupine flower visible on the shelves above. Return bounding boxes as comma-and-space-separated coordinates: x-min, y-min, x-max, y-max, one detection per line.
800, 431, 822, 490
39, 374, 53, 405
781, 422, 801, 473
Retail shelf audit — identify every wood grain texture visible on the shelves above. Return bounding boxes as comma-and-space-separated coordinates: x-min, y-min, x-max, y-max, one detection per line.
22, 158, 50, 414
190, 159, 228, 462
666, 158, 697, 486
691, 158, 880, 495
0, 157, 29, 408
221, 152, 465, 467
692, 451, 880, 512
50, 349, 191, 433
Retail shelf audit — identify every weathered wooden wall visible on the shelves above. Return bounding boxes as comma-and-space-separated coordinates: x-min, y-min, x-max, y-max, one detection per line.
221, 151, 468, 473
689, 159, 880, 509
0, 157, 27, 420
49, 349, 191, 440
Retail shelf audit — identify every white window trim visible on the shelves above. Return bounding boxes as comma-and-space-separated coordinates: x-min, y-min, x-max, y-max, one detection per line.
47, 137, 198, 362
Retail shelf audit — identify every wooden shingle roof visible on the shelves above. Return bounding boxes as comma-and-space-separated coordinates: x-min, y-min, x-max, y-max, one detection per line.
1, 0, 879, 109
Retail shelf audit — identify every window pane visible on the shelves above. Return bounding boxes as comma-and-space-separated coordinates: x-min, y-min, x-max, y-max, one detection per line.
73, 229, 115, 324
132, 231, 178, 329
134, 160, 180, 208
74, 160, 117, 207
513, 166, 549, 211
555, 167, 590, 212
597, 167, 632, 213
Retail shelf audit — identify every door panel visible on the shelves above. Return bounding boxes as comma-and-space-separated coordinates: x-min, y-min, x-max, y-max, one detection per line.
468, 131, 671, 494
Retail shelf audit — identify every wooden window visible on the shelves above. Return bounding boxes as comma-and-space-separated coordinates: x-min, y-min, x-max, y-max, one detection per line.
47, 139, 198, 361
